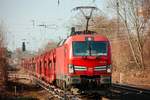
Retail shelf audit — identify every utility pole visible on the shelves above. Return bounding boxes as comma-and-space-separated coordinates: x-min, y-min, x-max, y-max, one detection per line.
22, 39, 26, 52
22, 42, 26, 52
58, 0, 60, 5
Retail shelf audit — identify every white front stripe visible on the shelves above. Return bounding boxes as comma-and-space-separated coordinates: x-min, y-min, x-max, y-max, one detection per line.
94, 66, 107, 71
74, 66, 87, 71
95, 66, 106, 69
74, 69, 87, 71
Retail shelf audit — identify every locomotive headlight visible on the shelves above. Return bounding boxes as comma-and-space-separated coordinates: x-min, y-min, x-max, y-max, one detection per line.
107, 65, 112, 73
68, 64, 74, 73
107, 68, 111, 73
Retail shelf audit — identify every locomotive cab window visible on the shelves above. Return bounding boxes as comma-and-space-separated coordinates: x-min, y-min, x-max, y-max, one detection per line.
73, 41, 108, 56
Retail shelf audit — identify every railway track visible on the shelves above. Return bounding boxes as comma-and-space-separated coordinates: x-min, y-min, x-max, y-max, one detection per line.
111, 83, 150, 94
8, 72, 105, 100
32, 76, 82, 100
108, 83, 150, 100
33, 76, 104, 100
8, 72, 150, 100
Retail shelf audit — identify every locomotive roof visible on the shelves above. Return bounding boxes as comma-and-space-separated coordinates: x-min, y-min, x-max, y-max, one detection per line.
57, 31, 109, 46
69, 31, 108, 40
65, 34, 109, 43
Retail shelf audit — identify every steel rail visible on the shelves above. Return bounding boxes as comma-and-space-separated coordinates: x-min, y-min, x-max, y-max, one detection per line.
111, 83, 150, 95
108, 83, 150, 100
8, 72, 86, 100
32, 76, 81, 100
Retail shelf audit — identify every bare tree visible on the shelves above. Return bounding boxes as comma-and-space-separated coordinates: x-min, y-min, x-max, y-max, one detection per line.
0, 21, 7, 91
44, 41, 57, 52
90, 16, 126, 38
0, 21, 6, 48
109, 0, 150, 69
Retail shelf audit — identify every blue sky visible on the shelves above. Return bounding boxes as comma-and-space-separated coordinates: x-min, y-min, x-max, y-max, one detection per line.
0, 0, 108, 51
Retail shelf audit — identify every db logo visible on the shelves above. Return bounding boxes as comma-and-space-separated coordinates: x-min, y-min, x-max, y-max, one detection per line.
88, 68, 93, 71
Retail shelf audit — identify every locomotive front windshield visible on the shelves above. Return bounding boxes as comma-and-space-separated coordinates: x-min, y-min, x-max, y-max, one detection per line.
73, 41, 108, 56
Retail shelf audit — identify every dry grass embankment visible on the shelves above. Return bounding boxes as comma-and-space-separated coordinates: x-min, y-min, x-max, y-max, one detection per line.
111, 36, 150, 88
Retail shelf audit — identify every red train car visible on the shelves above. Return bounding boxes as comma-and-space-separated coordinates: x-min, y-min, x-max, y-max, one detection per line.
22, 31, 112, 89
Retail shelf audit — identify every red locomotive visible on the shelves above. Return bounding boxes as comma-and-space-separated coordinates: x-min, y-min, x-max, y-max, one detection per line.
22, 30, 112, 90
